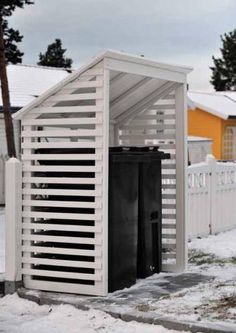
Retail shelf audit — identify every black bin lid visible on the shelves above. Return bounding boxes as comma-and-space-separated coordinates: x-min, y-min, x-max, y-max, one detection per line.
109, 146, 171, 162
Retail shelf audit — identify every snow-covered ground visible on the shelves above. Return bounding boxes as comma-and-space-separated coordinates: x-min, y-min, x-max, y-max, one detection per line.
0, 207, 235, 331
149, 229, 236, 326
0, 294, 187, 333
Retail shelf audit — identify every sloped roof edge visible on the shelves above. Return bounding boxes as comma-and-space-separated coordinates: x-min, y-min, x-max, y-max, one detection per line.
13, 49, 192, 120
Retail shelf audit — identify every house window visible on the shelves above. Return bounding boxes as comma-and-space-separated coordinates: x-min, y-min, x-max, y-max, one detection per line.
223, 126, 236, 160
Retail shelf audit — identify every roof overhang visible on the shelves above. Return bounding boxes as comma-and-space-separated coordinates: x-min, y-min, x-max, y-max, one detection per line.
13, 50, 192, 121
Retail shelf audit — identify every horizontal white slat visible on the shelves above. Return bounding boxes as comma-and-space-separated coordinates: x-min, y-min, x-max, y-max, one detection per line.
22, 256, 102, 269
23, 177, 102, 185
121, 124, 175, 131
22, 117, 100, 126
22, 245, 101, 257
22, 199, 101, 209
162, 233, 176, 239
30, 105, 103, 115
49, 92, 103, 102
151, 104, 175, 110
22, 154, 102, 161
22, 141, 102, 149
66, 79, 103, 89
22, 234, 102, 245
135, 114, 175, 120
22, 268, 101, 281
120, 134, 175, 140
22, 129, 103, 138
24, 280, 103, 296
22, 211, 102, 221
22, 165, 102, 172
22, 222, 102, 233
22, 188, 101, 197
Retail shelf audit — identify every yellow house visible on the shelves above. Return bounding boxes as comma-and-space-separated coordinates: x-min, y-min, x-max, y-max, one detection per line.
188, 92, 236, 160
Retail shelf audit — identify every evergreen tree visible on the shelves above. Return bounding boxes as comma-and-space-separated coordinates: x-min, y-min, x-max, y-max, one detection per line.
210, 29, 236, 91
0, 1, 33, 157
3, 20, 24, 64
38, 39, 73, 68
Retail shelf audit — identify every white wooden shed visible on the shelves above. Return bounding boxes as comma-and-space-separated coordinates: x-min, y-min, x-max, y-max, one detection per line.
12, 50, 192, 296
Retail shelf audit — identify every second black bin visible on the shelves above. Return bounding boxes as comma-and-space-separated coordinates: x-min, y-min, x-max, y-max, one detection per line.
108, 147, 170, 292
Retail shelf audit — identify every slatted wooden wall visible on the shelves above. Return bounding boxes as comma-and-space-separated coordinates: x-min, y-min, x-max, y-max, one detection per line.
21, 62, 107, 295
118, 91, 177, 270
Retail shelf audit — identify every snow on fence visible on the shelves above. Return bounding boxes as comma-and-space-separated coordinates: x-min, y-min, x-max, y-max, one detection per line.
188, 154, 236, 238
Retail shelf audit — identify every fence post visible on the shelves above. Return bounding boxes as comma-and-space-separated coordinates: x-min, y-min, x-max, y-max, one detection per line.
205, 154, 216, 235
5, 158, 22, 294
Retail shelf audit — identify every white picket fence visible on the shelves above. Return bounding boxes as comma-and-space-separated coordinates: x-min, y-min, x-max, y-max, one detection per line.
188, 155, 236, 238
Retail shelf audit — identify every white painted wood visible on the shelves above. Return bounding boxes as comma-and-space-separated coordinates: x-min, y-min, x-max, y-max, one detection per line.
10, 52, 192, 295
22, 165, 102, 172
187, 156, 236, 238
22, 176, 102, 185
30, 105, 103, 114
49, 91, 103, 102
19, 63, 106, 296
22, 257, 102, 269
22, 153, 102, 161
174, 84, 187, 272
101, 68, 109, 295
22, 199, 102, 209
5, 158, 22, 282
22, 129, 103, 138
25, 280, 105, 296
22, 188, 102, 197
66, 79, 104, 89
22, 211, 101, 221
22, 245, 101, 257
22, 234, 102, 245
22, 269, 101, 281
104, 58, 187, 83
22, 118, 100, 126
21, 141, 102, 149
22, 222, 102, 233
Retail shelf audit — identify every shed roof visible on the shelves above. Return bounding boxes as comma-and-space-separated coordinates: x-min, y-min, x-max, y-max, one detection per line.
188, 91, 236, 120
0, 64, 71, 109
13, 50, 192, 121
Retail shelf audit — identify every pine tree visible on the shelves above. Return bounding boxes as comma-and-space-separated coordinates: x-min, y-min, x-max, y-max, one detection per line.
210, 29, 236, 91
38, 39, 73, 68
3, 20, 24, 64
0, 1, 33, 157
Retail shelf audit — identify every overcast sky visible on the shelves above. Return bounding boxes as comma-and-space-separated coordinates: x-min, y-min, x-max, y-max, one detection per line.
9, 0, 236, 91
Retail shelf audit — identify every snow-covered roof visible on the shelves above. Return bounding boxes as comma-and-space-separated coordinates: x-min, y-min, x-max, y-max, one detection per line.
188, 91, 236, 120
0, 64, 71, 109
13, 49, 192, 120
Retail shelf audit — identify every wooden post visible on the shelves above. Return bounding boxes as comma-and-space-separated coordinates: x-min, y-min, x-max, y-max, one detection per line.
5, 158, 22, 294
175, 83, 188, 272
206, 154, 216, 235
